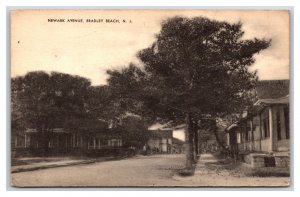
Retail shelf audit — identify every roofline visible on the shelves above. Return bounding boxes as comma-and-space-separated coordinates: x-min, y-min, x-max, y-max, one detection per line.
257, 79, 289, 82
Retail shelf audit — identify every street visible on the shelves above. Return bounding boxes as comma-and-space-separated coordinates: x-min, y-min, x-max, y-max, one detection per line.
11, 154, 290, 187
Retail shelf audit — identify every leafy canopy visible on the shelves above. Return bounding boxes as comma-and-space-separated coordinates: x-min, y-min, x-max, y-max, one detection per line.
11, 71, 91, 131
107, 16, 271, 125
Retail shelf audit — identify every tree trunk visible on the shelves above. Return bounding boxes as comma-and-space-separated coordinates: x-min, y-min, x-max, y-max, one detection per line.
212, 122, 227, 151
191, 129, 196, 164
188, 118, 199, 162
194, 128, 199, 156
185, 113, 194, 169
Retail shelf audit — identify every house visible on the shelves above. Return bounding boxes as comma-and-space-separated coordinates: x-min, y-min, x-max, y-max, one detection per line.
12, 118, 124, 157
147, 129, 173, 154
225, 80, 290, 167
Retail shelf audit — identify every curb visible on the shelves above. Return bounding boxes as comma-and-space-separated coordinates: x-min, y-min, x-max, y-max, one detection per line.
11, 160, 96, 173
11, 155, 133, 173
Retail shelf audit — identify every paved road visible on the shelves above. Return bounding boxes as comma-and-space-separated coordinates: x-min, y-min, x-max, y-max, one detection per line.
12, 154, 186, 187
11, 154, 290, 187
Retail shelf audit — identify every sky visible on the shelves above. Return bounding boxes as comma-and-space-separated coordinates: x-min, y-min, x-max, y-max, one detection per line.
11, 10, 290, 86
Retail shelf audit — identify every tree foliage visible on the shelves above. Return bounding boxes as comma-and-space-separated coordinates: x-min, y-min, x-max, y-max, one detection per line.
12, 16, 272, 162
11, 71, 91, 153
11, 71, 151, 152
106, 16, 271, 168
137, 16, 271, 121
118, 115, 150, 148
12, 71, 91, 130
107, 16, 271, 123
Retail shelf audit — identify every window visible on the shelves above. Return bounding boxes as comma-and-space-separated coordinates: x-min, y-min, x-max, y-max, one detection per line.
245, 128, 249, 141
101, 139, 108, 146
263, 117, 270, 138
246, 121, 251, 141
277, 110, 281, 140
15, 135, 25, 147
241, 132, 244, 143
89, 138, 94, 146
284, 107, 290, 139
108, 139, 120, 147
95, 138, 100, 146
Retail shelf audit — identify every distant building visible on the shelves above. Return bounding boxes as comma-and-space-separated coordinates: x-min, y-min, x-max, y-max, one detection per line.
171, 137, 185, 154
12, 118, 124, 157
147, 130, 173, 154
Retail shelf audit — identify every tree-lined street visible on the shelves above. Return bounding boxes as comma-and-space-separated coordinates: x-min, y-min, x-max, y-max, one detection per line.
10, 11, 290, 188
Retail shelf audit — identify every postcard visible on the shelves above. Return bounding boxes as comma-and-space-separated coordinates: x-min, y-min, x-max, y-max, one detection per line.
10, 9, 290, 187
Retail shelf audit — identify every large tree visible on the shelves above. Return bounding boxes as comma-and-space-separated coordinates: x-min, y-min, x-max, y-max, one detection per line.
107, 16, 271, 169
86, 83, 150, 148
118, 115, 150, 149
11, 71, 91, 155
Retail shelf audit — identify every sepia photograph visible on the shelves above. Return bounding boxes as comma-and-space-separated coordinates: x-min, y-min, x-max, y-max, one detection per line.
10, 9, 291, 187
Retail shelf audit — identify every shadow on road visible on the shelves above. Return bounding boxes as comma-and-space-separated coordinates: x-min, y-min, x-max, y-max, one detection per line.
177, 155, 200, 177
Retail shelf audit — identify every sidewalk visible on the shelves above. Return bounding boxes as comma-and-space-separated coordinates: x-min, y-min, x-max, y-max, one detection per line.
173, 153, 290, 187
11, 156, 127, 173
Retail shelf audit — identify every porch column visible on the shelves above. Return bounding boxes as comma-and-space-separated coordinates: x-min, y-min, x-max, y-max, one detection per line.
70, 135, 73, 148
280, 106, 287, 139
15, 136, 18, 148
93, 137, 96, 149
24, 133, 27, 148
76, 134, 78, 147
250, 120, 253, 151
73, 133, 76, 148
259, 114, 262, 151
269, 107, 276, 152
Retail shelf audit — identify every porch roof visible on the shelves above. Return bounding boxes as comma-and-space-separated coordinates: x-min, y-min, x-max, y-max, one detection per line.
255, 80, 289, 100
254, 95, 289, 106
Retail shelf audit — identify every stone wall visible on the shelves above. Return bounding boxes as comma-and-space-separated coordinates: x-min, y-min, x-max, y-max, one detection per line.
275, 155, 290, 167
277, 139, 290, 151
241, 153, 289, 167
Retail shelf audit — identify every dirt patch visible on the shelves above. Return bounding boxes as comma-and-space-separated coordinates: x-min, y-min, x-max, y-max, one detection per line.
245, 167, 290, 177
204, 155, 290, 178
